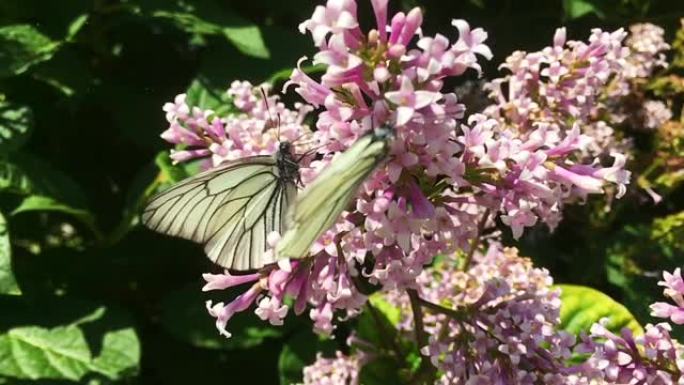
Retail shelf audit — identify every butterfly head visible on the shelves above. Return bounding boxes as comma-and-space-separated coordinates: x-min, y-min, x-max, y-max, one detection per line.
372, 125, 395, 142
276, 141, 300, 183
279, 140, 292, 155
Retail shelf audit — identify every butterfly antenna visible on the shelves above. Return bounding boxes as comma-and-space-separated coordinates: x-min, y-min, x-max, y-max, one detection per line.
295, 140, 337, 162
277, 112, 282, 141
260, 87, 276, 134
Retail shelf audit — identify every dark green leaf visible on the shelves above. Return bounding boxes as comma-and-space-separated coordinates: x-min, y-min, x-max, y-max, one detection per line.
357, 293, 401, 350
0, 211, 20, 296
0, 24, 60, 78
0, 102, 32, 153
161, 286, 283, 351
359, 356, 403, 385
0, 153, 86, 207
278, 330, 336, 385
11, 195, 100, 239
185, 77, 236, 117
152, 11, 221, 36
557, 284, 643, 335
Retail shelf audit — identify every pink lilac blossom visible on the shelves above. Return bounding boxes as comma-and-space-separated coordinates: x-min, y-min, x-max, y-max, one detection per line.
161, 81, 312, 167
578, 320, 684, 384
651, 268, 684, 325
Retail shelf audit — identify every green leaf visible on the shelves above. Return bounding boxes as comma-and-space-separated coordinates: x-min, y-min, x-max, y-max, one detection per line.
222, 24, 270, 59
0, 211, 21, 296
368, 292, 401, 327
11, 195, 100, 239
0, 153, 86, 207
0, 102, 33, 153
0, 325, 93, 381
356, 293, 401, 350
161, 286, 283, 351
185, 77, 236, 117
562, 0, 605, 19
0, 307, 140, 381
152, 10, 269, 58
557, 284, 643, 336
359, 356, 403, 385
65, 14, 89, 42
266, 64, 325, 86
90, 328, 140, 379
154, 151, 190, 185
152, 11, 221, 36
0, 24, 61, 78
278, 330, 336, 385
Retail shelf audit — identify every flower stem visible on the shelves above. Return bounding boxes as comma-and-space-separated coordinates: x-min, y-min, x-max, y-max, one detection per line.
407, 289, 436, 385
462, 208, 491, 271
417, 297, 465, 320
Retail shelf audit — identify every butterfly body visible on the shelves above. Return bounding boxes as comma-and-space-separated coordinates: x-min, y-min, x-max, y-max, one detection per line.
276, 126, 394, 260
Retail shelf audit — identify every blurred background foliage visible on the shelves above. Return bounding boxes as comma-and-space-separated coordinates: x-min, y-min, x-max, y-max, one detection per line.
1, 0, 684, 384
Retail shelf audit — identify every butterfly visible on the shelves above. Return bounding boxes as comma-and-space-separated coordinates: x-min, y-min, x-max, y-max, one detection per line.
142, 140, 300, 271
276, 125, 395, 260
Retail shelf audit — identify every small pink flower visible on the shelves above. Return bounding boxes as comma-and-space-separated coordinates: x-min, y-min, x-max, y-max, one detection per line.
384, 76, 442, 126
255, 297, 289, 325
202, 272, 260, 292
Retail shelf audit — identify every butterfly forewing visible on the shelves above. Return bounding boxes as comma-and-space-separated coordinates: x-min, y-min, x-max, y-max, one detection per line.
276, 127, 393, 260
142, 154, 297, 271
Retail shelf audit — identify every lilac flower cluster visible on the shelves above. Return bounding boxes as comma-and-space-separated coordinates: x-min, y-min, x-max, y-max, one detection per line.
624, 23, 670, 79
380, 248, 684, 385
578, 320, 684, 384
302, 352, 362, 385
158, 0, 644, 340
153, 2, 684, 384
386, 245, 587, 385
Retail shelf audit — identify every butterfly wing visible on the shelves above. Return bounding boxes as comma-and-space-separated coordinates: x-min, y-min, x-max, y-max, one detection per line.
142, 155, 295, 271
276, 128, 393, 260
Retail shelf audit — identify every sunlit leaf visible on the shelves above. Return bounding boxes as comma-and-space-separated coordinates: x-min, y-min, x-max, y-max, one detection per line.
0, 24, 61, 78
65, 14, 89, 42
11, 195, 100, 239
223, 24, 270, 59
0, 211, 20, 296
0, 102, 32, 153
0, 307, 139, 381
557, 284, 643, 335
562, 0, 604, 19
